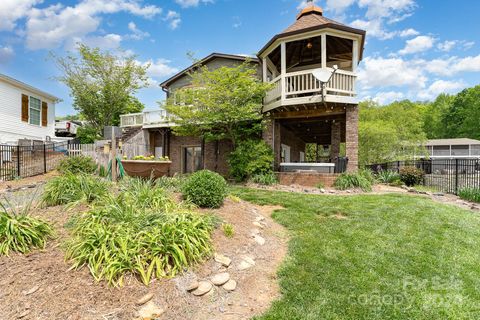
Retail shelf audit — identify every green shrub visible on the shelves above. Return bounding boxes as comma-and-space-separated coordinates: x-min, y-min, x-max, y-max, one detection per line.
334, 172, 372, 192
250, 172, 278, 185
182, 170, 227, 208
399, 166, 424, 186
42, 174, 110, 206
155, 174, 188, 192
76, 125, 99, 144
65, 197, 215, 286
58, 155, 97, 175
359, 168, 376, 184
98, 165, 108, 178
222, 223, 235, 238
458, 188, 480, 203
0, 200, 53, 255
228, 140, 274, 181
316, 182, 325, 189
376, 170, 401, 184
119, 177, 180, 211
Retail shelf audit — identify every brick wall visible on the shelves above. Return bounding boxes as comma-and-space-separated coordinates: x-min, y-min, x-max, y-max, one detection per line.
330, 121, 341, 160
168, 134, 232, 176
345, 105, 359, 172
277, 172, 339, 188
263, 119, 281, 169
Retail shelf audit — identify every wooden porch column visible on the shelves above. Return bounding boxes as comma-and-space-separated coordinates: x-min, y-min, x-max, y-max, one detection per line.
321, 33, 327, 68
346, 105, 359, 172
330, 121, 341, 161
281, 42, 286, 102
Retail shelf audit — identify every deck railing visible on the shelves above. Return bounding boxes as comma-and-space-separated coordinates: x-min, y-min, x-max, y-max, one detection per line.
120, 110, 170, 128
265, 68, 356, 109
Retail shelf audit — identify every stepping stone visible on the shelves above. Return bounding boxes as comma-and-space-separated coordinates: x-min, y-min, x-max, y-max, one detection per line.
137, 301, 164, 319
253, 221, 265, 229
186, 280, 199, 292
22, 286, 39, 296
255, 216, 265, 222
223, 279, 237, 291
214, 253, 231, 267
254, 235, 266, 246
136, 292, 154, 305
192, 281, 213, 296
237, 256, 255, 271
211, 272, 230, 286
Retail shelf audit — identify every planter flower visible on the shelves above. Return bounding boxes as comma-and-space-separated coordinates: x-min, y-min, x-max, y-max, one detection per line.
121, 155, 171, 179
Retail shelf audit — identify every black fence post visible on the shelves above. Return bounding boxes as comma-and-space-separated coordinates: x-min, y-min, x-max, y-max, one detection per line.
43, 143, 47, 174
455, 159, 459, 194
16, 145, 21, 178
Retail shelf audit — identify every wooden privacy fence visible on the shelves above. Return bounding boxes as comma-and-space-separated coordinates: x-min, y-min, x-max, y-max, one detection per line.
369, 159, 480, 195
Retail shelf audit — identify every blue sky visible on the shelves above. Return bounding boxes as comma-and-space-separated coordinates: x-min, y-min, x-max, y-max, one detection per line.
0, 0, 479, 116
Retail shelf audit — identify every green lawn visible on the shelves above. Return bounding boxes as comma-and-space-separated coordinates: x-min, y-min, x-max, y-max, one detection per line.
231, 187, 480, 320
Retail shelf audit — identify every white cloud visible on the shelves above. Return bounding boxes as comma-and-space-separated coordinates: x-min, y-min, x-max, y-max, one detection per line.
0, 46, 14, 63
424, 55, 480, 76
351, 19, 396, 40
399, 35, 435, 55
372, 91, 405, 104
79, 34, 123, 50
358, 56, 427, 89
418, 80, 466, 100
137, 58, 179, 87
175, 0, 214, 9
127, 21, 150, 40
0, 0, 41, 31
164, 11, 181, 30
326, 0, 356, 13
25, 0, 161, 50
358, 0, 416, 20
437, 40, 456, 52
399, 28, 419, 37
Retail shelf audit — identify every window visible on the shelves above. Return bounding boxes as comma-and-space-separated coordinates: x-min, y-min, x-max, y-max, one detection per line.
29, 96, 41, 126
183, 146, 202, 173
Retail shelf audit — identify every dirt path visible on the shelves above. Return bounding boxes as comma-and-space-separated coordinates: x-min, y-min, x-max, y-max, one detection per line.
0, 198, 288, 320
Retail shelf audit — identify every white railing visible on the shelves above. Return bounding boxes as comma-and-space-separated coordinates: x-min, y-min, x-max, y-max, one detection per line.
120, 110, 170, 128
120, 113, 143, 127
265, 76, 282, 104
265, 68, 356, 108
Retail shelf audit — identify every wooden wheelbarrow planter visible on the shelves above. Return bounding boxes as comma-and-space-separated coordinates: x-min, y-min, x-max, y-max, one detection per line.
121, 160, 171, 179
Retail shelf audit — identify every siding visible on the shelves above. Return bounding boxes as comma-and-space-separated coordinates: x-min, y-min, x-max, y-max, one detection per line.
0, 80, 56, 144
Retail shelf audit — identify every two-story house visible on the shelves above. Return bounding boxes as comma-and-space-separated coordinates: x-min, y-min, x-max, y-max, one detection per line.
0, 73, 60, 145
120, 4, 366, 186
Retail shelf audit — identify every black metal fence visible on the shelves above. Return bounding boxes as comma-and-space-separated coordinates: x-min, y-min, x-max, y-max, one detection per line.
369, 159, 480, 194
0, 142, 69, 181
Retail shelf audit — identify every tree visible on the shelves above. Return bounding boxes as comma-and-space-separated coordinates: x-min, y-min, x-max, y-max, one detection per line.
163, 61, 272, 147
54, 44, 148, 134
423, 93, 455, 139
444, 85, 480, 140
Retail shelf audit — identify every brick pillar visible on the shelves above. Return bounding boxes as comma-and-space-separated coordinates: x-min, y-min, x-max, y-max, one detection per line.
330, 121, 341, 161
262, 119, 281, 170
345, 105, 359, 172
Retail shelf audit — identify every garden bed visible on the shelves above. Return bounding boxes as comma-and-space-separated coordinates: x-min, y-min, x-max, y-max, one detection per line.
0, 193, 287, 319
121, 160, 171, 179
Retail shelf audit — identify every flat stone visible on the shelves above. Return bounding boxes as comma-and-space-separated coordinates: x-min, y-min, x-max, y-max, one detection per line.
223, 279, 237, 291
433, 192, 445, 196
211, 272, 230, 286
186, 280, 200, 292
253, 221, 265, 229
250, 228, 261, 236
192, 281, 213, 296
237, 256, 255, 271
319, 188, 326, 193
255, 216, 265, 222
253, 235, 266, 246
22, 286, 39, 296
136, 292, 154, 305
137, 301, 164, 319
17, 310, 30, 318
214, 253, 231, 267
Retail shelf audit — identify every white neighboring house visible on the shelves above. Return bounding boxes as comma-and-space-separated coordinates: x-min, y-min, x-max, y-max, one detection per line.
423, 138, 480, 159
0, 73, 60, 145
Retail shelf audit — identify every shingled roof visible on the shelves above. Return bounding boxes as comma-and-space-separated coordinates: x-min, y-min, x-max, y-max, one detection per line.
258, 5, 365, 58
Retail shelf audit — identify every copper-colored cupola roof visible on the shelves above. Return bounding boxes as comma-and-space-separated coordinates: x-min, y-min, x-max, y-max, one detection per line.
258, 4, 366, 59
